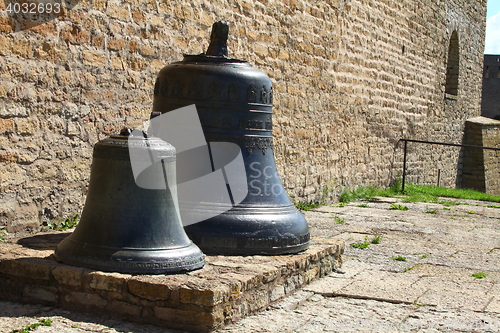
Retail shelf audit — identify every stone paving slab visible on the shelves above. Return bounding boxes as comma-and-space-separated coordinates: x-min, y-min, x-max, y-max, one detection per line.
333, 270, 425, 304
486, 284, 500, 313
415, 276, 494, 311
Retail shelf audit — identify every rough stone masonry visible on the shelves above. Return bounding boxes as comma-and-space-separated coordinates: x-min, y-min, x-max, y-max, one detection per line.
0, 0, 487, 232
0, 236, 344, 332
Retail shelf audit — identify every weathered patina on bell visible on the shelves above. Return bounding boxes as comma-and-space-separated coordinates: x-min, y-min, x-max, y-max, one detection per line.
152, 22, 310, 255
54, 131, 205, 274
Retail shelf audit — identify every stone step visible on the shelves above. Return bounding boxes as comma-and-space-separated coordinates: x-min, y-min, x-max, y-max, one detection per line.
0, 234, 343, 332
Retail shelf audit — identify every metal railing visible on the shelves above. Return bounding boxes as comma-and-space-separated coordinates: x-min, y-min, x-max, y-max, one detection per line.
398, 139, 500, 192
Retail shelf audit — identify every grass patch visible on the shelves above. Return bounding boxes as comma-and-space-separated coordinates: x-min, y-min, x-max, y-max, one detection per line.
371, 235, 382, 244
339, 182, 500, 205
425, 208, 438, 214
339, 186, 398, 203
45, 214, 79, 231
334, 216, 345, 224
407, 185, 500, 202
404, 263, 423, 272
356, 203, 369, 208
472, 272, 487, 279
350, 241, 370, 249
295, 201, 320, 211
412, 252, 430, 259
57, 214, 79, 231
390, 203, 409, 211
12, 319, 52, 333
400, 191, 437, 203
487, 204, 500, 208
391, 256, 407, 261
439, 200, 463, 207
0, 229, 8, 242
350, 236, 381, 249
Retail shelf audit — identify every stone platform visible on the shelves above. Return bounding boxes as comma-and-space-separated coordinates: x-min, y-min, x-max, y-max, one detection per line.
0, 232, 343, 332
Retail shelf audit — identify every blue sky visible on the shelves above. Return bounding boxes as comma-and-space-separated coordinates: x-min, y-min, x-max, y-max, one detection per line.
485, 0, 500, 53
487, 0, 500, 19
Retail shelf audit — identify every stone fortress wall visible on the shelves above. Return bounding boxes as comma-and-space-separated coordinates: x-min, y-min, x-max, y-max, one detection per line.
0, 0, 487, 232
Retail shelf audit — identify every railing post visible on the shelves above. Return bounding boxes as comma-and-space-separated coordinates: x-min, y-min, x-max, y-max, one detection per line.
402, 140, 407, 192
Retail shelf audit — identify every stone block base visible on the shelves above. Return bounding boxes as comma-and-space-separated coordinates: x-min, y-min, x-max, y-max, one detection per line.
0, 232, 343, 332
462, 116, 500, 195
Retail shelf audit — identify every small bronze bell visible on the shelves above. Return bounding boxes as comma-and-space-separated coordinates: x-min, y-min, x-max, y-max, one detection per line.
54, 131, 205, 274
152, 22, 310, 255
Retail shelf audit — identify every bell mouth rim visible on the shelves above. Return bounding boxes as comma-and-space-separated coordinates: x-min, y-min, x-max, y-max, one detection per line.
56, 237, 199, 252
54, 239, 205, 274
180, 53, 248, 64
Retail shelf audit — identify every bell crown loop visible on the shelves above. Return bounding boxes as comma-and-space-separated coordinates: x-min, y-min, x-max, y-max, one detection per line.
179, 21, 247, 63
206, 21, 229, 57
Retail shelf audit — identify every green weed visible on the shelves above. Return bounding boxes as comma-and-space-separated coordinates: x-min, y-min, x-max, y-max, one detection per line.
12, 319, 52, 333
425, 208, 438, 214
339, 186, 394, 203
371, 235, 382, 244
350, 235, 381, 249
439, 200, 463, 207
338, 182, 401, 204
391, 256, 407, 261
350, 241, 370, 249
404, 263, 423, 272
334, 216, 346, 224
356, 203, 369, 208
390, 203, 409, 211
0, 229, 8, 242
472, 272, 487, 279
57, 214, 79, 231
295, 201, 320, 211
45, 214, 79, 231
412, 253, 430, 259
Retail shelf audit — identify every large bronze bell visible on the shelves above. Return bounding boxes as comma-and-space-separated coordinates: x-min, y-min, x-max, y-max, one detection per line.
152, 22, 310, 255
54, 132, 205, 274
